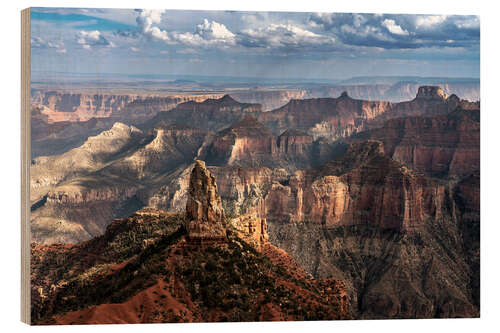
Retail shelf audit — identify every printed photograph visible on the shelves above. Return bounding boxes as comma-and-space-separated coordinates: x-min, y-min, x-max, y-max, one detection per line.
28, 7, 480, 324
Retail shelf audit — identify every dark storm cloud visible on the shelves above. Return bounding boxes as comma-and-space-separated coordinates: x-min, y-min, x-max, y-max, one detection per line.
308, 13, 479, 49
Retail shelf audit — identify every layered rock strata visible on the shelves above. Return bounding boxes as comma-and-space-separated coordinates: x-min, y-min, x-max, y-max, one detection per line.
185, 160, 227, 242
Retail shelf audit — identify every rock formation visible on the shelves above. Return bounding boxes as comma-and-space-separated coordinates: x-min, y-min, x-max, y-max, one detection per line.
142, 95, 262, 132
352, 107, 480, 177
32, 90, 224, 123
30, 123, 208, 244
212, 141, 441, 232
230, 81, 479, 110
257, 93, 393, 140
201, 115, 278, 167
230, 213, 269, 251
29, 86, 480, 320
185, 160, 227, 242
30, 207, 350, 324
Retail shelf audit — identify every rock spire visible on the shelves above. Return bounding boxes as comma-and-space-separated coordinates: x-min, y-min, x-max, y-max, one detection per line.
185, 160, 227, 242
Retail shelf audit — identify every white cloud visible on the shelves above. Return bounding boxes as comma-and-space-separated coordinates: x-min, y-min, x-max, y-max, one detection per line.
172, 19, 236, 47
195, 19, 235, 41
130, 47, 139, 52
134, 10, 236, 48
31, 36, 67, 54
136, 9, 170, 42
238, 24, 335, 49
76, 30, 113, 49
382, 19, 409, 36
416, 15, 447, 28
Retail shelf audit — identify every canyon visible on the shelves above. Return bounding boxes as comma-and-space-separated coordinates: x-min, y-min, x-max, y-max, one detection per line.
31, 160, 349, 324
30, 85, 480, 319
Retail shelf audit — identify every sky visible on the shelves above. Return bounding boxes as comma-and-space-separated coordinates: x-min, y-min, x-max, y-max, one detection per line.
30, 8, 480, 80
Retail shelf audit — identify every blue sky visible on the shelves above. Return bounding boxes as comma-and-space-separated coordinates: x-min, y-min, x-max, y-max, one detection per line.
30, 8, 480, 80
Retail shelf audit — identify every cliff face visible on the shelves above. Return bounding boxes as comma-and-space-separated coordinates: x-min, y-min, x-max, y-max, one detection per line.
353, 108, 480, 177
258, 92, 393, 140
385, 81, 479, 102
231, 90, 308, 111
30, 122, 146, 202
201, 116, 277, 167
255, 86, 478, 142
212, 141, 442, 233
377, 86, 479, 122
143, 95, 263, 132
229, 81, 479, 111
206, 141, 478, 318
35, 92, 135, 122
200, 116, 319, 170
32, 90, 224, 123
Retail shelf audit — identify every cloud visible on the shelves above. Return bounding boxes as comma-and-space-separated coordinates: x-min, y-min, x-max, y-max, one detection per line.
415, 15, 447, 28
237, 23, 335, 51
195, 19, 235, 42
308, 13, 479, 49
135, 9, 170, 42
134, 10, 235, 48
170, 19, 236, 47
130, 47, 140, 52
382, 19, 409, 36
31, 36, 67, 54
76, 30, 114, 49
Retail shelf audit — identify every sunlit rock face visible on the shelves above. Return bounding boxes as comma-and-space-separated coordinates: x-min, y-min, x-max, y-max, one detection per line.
185, 160, 227, 242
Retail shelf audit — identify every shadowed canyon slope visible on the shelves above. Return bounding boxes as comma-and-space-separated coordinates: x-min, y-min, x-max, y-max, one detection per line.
31, 86, 480, 319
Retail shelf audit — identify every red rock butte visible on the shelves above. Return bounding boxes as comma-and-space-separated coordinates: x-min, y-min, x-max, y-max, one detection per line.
185, 160, 227, 243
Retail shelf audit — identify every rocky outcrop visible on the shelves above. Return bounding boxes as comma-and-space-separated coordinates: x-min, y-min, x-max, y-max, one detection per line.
201, 116, 333, 170
32, 90, 224, 123
230, 213, 269, 251
352, 108, 480, 177
201, 115, 278, 167
277, 129, 313, 155
255, 87, 478, 142
185, 160, 227, 242
384, 81, 479, 102
258, 92, 393, 140
375, 86, 479, 122
109, 124, 209, 180
30, 114, 121, 158
230, 81, 479, 110
212, 141, 442, 233
30, 207, 350, 324
34, 92, 136, 122
414, 86, 448, 100
231, 90, 308, 111
142, 95, 262, 132
30, 122, 146, 202
119, 94, 224, 121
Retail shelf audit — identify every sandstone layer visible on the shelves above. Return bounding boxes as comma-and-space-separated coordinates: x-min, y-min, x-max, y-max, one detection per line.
185, 160, 226, 242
